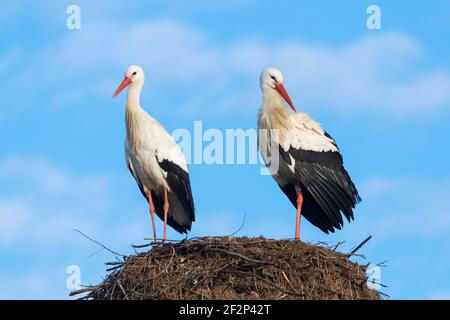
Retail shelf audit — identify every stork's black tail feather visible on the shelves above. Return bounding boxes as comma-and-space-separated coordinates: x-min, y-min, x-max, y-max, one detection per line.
278, 146, 361, 234
154, 159, 196, 234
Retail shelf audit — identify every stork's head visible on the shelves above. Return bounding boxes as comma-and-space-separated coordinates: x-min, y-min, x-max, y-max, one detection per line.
260, 68, 296, 112
113, 65, 145, 98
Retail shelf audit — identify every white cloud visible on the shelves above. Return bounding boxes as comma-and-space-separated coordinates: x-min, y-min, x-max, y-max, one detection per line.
0, 272, 46, 299
0, 156, 116, 246
224, 32, 450, 115
0, 200, 31, 243
54, 20, 219, 80
0, 156, 108, 197
0, 267, 71, 300
359, 177, 401, 199
358, 177, 450, 237
8, 19, 449, 118
387, 70, 450, 115
0, 155, 157, 254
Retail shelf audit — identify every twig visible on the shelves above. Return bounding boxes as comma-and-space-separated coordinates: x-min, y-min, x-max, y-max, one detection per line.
346, 235, 372, 257
69, 285, 102, 296
331, 241, 345, 252
83, 248, 105, 262
116, 280, 128, 300
230, 270, 305, 297
106, 265, 123, 272
131, 243, 152, 249
74, 229, 126, 259
142, 238, 180, 243
225, 213, 247, 237
209, 247, 274, 265
376, 260, 388, 267
132, 239, 180, 249
105, 261, 125, 266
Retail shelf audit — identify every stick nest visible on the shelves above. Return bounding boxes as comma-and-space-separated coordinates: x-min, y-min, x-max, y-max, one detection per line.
72, 236, 381, 300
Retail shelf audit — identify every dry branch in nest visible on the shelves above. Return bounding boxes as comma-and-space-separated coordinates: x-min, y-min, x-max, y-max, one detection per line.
71, 236, 382, 300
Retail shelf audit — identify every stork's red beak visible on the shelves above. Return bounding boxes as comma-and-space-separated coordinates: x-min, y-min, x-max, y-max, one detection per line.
112, 76, 132, 98
275, 83, 296, 112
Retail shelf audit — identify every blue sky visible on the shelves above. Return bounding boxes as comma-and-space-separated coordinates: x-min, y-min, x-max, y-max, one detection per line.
1, 0, 450, 299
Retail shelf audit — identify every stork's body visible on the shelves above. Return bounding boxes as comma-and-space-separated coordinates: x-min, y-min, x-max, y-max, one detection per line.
113, 66, 195, 242
258, 68, 360, 238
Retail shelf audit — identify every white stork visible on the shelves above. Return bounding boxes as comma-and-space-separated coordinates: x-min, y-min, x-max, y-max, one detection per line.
257, 68, 360, 239
113, 65, 195, 243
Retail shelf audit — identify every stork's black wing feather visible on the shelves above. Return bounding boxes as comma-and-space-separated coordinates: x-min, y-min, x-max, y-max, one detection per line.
157, 159, 196, 234
127, 157, 195, 234
278, 143, 361, 234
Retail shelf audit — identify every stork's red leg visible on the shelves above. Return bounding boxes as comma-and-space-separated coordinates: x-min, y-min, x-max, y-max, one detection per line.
147, 189, 157, 243
163, 187, 169, 244
295, 192, 303, 240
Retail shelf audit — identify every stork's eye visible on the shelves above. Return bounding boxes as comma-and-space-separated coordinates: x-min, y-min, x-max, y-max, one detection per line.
132, 71, 137, 76
270, 75, 277, 83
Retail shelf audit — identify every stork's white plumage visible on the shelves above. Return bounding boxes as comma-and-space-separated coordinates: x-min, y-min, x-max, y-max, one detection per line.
113, 65, 195, 243
257, 68, 360, 239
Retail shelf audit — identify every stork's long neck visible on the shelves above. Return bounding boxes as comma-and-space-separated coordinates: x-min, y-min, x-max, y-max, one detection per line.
261, 87, 286, 112
258, 87, 292, 153
259, 87, 291, 130
126, 82, 143, 110
125, 82, 145, 151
